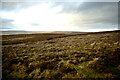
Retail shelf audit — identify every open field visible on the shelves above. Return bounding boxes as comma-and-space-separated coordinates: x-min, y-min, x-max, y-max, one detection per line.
2, 30, 120, 79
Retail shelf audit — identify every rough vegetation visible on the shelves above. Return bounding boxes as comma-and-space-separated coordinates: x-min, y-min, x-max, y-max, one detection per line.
2, 30, 120, 79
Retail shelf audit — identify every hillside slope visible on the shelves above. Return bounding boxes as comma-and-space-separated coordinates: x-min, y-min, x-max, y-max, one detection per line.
2, 30, 120, 79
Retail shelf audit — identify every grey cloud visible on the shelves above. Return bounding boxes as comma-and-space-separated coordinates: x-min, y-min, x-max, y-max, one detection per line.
0, 2, 2, 10
1, 18, 15, 29
57, 2, 118, 26
2, 18, 14, 23
55, 2, 118, 13
81, 14, 118, 24
1, 23, 15, 29
1, 2, 40, 11
1, 2, 118, 30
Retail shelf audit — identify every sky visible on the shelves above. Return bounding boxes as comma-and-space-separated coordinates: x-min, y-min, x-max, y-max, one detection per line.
0, 2, 119, 32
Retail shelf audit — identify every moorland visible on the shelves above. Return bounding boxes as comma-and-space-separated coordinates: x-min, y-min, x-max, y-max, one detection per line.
2, 30, 120, 79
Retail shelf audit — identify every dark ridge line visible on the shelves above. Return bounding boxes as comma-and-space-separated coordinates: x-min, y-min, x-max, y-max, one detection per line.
2, 34, 75, 45
2, 30, 120, 45
2, 30, 120, 36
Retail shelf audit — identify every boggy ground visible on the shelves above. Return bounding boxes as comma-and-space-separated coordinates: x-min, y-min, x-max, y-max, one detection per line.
2, 30, 120, 79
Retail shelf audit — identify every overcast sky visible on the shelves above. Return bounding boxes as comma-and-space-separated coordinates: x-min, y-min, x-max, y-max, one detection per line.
0, 2, 118, 32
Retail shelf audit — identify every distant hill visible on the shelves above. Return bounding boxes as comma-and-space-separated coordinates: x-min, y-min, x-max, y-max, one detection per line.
1, 31, 88, 35
1, 31, 42, 35
1, 30, 119, 35
47, 31, 89, 34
